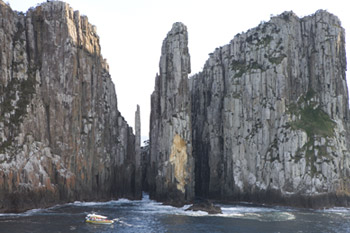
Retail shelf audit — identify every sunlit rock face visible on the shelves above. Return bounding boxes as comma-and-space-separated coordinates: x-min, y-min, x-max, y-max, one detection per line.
0, 1, 141, 212
191, 10, 350, 208
148, 22, 194, 205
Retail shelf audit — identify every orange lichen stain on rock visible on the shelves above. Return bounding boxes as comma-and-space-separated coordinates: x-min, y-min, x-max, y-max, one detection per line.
169, 134, 188, 193
75, 156, 86, 181
45, 177, 54, 191
8, 171, 13, 192
80, 170, 85, 180
65, 174, 76, 189
336, 178, 350, 196
0, 172, 3, 187
15, 171, 20, 186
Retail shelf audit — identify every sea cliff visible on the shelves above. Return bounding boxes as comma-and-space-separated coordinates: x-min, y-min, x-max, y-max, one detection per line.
0, 1, 141, 212
148, 10, 350, 208
1, 1, 349, 211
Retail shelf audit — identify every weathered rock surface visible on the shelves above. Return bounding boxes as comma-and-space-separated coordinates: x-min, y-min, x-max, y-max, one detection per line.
148, 10, 350, 208
191, 10, 350, 208
186, 199, 222, 214
141, 139, 150, 193
0, 1, 141, 212
134, 105, 142, 196
148, 22, 194, 205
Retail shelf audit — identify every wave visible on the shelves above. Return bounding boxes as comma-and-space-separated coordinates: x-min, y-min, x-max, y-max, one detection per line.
317, 207, 350, 218
0, 213, 18, 217
131, 196, 296, 221
11, 193, 350, 223
70, 201, 113, 207
320, 207, 350, 213
218, 211, 296, 221
0, 195, 295, 223
0, 208, 44, 217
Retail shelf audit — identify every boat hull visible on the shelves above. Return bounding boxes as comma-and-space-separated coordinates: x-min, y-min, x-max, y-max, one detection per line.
86, 220, 114, 225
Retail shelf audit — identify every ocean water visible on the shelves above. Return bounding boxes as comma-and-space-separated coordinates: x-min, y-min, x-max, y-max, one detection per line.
1, 194, 350, 233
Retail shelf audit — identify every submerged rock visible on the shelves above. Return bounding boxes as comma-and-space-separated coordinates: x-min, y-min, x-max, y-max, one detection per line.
186, 199, 222, 214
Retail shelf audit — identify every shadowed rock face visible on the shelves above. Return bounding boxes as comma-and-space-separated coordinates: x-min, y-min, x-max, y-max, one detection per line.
191, 10, 350, 208
0, 1, 141, 212
148, 22, 194, 205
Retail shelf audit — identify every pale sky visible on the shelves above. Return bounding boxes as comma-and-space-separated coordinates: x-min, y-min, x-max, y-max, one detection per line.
7, 0, 350, 143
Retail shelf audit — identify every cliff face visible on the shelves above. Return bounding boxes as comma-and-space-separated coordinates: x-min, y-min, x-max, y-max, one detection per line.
149, 10, 350, 208
0, 1, 141, 212
149, 22, 194, 205
191, 10, 350, 207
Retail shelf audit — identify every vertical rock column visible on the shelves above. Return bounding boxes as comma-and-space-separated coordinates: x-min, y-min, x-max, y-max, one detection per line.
149, 22, 194, 205
134, 105, 142, 198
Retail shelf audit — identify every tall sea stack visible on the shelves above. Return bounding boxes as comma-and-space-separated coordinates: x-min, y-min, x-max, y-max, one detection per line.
149, 22, 194, 205
134, 105, 142, 197
0, 1, 141, 212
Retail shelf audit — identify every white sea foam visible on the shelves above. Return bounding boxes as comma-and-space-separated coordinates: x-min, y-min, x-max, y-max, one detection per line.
0, 208, 45, 217
0, 213, 18, 217
23, 208, 43, 215
69, 198, 131, 207
136, 198, 297, 222
71, 201, 107, 206
318, 207, 350, 218
321, 207, 350, 213
0, 193, 296, 222
131, 196, 296, 221
208, 205, 296, 221
221, 206, 277, 213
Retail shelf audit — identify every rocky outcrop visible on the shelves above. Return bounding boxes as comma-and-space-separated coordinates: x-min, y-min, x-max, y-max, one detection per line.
191, 10, 350, 208
0, 1, 141, 212
186, 199, 222, 214
148, 22, 194, 205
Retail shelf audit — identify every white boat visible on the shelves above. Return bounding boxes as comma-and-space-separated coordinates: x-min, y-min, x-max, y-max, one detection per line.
85, 213, 114, 225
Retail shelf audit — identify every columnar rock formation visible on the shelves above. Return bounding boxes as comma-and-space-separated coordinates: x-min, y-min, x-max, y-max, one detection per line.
134, 105, 142, 197
149, 22, 194, 205
191, 10, 350, 207
0, 1, 141, 212
1, 0, 348, 211
149, 10, 350, 208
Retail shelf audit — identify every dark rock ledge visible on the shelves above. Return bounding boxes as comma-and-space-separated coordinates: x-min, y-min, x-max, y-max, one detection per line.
186, 199, 222, 214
